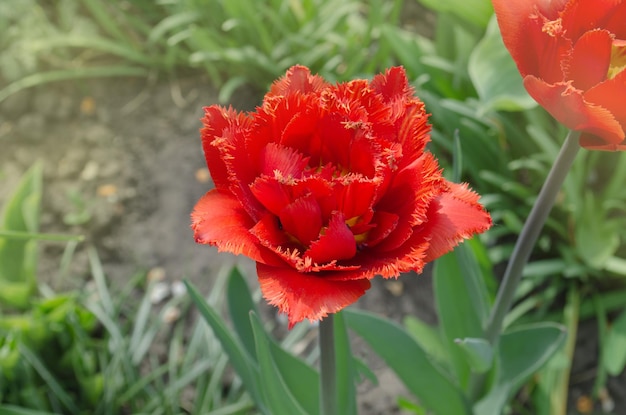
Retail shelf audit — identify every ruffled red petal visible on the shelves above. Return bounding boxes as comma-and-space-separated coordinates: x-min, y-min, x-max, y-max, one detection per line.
201, 106, 253, 191
334, 227, 431, 280
191, 191, 280, 265
364, 211, 399, 247
523, 76, 624, 144
250, 176, 291, 216
492, 0, 571, 82
584, 69, 626, 145
259, 142, 309, 178
257, 262, 370, 328
305, 212, 356, 264
421, 182, 492, 263
279, 195, 323, 246
560, 0, 622, 41
568, 30, 613, 90
267, 65, 329, 97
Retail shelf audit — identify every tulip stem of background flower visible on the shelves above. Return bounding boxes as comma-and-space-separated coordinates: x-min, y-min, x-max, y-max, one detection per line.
485, 129, 581, 345
319, 314, 337, 415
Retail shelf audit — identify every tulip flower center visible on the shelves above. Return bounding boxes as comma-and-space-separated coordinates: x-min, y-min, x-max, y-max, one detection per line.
541, 18, 563, 37
608, 39, 626, 80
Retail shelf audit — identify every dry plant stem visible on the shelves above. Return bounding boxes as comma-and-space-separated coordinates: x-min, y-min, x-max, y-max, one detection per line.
485, 129, 581, 344
320, 314, 337, 415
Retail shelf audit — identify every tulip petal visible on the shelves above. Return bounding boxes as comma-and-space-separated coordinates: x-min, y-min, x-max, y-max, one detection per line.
492, 0, 571, 82
279, 195, 323, 246
250, 177, 291, 216
335, 228, 431, 280
191, 190, 280, 265
201, 106, 252, 191
422, 182, 492, 263
259, 142, 309, 178
578, 133, 626, 151
257, 263, 370, 328
305, 212, 356, 264
365, 211, 399, 247
604, 3, 626, 38
584, 69, 626, 131
370, 66, 414, 103
561, 0, 622, 40
524, 76, 624, 144
267, 65, 329, 97
569, 30, 613, 90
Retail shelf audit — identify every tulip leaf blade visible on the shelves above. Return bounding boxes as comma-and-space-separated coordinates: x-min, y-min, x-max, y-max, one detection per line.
603, 308, 626, 376
403, 316, 450, 368
226, 266, 259, 360
344, 308, 472, 415
433, 247, 485, 388
454, 337, 493, 374
475, 322, 566, 415
268, 336, 320, 415
249, 311, 308, 415
333, 312, 358, 415
469, 16, 538, 113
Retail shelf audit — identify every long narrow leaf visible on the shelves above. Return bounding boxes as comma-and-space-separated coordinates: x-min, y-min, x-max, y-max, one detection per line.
334, 312, 357, 415
19, 345, 81, 414
0, 67, 148, 103
249, 312, 308, 415
344, 308, 471, 415
433, 250, 485, 388
226, 267, 259, 360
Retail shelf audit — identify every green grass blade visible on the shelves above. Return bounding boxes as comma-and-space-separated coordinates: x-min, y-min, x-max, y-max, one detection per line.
0, 67, 149, 103
185, 279, 264, 411
0, 406, 58, 415
19, 345, 81, 414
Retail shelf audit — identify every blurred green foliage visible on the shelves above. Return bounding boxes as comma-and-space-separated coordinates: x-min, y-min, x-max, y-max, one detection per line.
0, 166, 252, 413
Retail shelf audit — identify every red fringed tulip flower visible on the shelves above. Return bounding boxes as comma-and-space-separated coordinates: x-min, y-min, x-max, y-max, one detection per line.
192, 66, 491, 327
492, 0, 626, 150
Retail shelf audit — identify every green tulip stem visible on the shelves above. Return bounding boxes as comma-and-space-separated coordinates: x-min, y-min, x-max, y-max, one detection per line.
485, 129, 581, 344
319, 314, 337, 415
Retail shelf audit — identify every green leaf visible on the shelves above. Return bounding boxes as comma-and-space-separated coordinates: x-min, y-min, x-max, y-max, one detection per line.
334, 312, 357, 415
433, 248, 485, 387
454, 337, 493, 373
226, 265, 320, 414
0, 162, 42, 308
249, 312, 308, 415
475, 322, 566, 414
403, 316, 450, 368
0, 405, 59, 415
19, 344, 81, 413
268, 338, 320, 415
184, 280, 265, 412
0, 67, 149, 104
344, 308, 471, 415
575, 193, 620, 269
227, 267, 259, 361
531, 286, 580, 415
418, 0, 493, 28
501, 323, 566, 386
604, 308, 626, 376
469, 16, 537, 113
